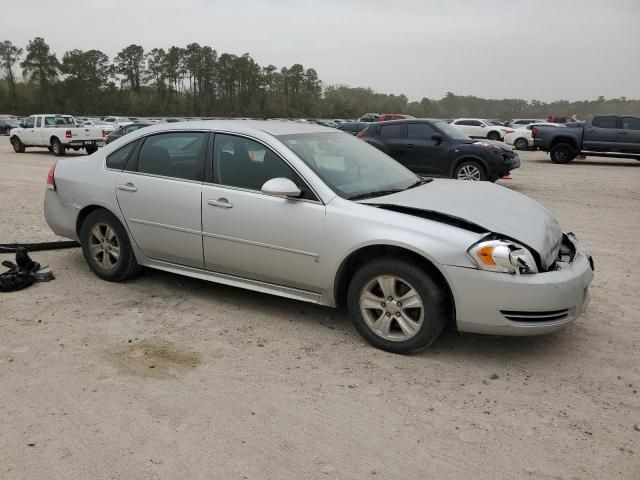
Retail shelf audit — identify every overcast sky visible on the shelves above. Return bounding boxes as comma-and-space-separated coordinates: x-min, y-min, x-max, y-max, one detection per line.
2, 0, 639, 102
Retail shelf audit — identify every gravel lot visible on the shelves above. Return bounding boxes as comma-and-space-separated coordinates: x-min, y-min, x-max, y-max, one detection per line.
1, 142, 639, 480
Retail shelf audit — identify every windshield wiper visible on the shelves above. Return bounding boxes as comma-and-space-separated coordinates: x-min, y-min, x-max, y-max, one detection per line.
349, 189, 404, 201
407, 178, 433, 189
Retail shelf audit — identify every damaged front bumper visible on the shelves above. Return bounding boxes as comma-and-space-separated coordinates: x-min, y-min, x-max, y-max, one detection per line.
444, 236, 594, 336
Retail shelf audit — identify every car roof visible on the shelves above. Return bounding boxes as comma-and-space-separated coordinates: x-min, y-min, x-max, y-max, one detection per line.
122, 119, 337, 136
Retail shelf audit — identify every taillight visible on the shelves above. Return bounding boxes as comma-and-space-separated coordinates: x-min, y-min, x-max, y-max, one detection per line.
102, 130, 107, 138
357, 128, 369, 139
531, 127, 538, 138
47, 162, 57, 191
65, 129, 72, 138
505, 129, 514, 134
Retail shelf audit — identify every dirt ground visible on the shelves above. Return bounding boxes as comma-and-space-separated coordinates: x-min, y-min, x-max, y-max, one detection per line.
1, 142, 639, 480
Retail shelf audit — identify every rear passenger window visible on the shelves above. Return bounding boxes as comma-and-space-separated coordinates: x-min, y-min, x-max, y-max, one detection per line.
592, 116, 617, 129
380, 124, 404, 138
135, 132, 206, 181
106, 141, 138, 170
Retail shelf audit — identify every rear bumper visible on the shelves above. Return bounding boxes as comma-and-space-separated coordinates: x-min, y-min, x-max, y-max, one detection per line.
66, 140, 105, 147
44, 190, 80, 241
444, 243, 594, 336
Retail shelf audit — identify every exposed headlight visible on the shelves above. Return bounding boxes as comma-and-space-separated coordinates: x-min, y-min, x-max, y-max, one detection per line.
468, 239, 538, 274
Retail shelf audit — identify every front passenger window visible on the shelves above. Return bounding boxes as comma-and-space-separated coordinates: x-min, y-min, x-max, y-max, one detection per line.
134, 132, 206, 181
213, 134, 315, 200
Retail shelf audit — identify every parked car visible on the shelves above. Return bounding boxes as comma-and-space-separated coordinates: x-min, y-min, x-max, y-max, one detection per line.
547, 115, 578, 124
44, 120, 593, 353
10, 114, 106, 155
533, 114, 640, 163
359, 113, 381, 122
101, 116, 134, 129
337, 122, 369, 136
82, 120, 116, 134
378, 114, 415, 122
504, 123, 564, 150
509, 118, 546, 128
450, 118, 509, 140
106, 123, 152, 144
0, 117, 19, 135
359, 119, 520, 181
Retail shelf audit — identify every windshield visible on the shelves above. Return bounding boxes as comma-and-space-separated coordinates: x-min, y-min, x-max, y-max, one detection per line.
433, 120, 471, 141
277, 132, 420, 199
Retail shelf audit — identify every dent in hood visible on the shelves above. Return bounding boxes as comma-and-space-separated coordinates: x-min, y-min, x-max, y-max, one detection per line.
361, 179, 562, 271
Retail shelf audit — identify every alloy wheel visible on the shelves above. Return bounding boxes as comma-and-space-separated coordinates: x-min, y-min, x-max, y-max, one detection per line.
359, 275, 424, 341
457, 164, 482, 181
89, 223, 121, 269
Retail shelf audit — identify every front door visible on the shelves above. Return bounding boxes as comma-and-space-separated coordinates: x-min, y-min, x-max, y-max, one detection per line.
401, 122, 450, 176
115, 131, 208, 268
20, 116, 37, 145
202, 134, 324, 292
619, 117, 640, 153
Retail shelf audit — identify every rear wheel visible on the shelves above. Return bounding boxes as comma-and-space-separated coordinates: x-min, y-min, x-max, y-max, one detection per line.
514, 137, 529, 150
85, 146, 98, 155
347, 257, 447, 354
11, 137, 25, 153
51, 138, 66, 156
453, 160, 486, 181
550, 143, 576, 164
79, 209, 141, 282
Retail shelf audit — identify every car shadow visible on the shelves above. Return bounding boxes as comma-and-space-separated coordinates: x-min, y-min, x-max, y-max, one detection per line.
129, 263, 578, 360
528, 157, 639, 168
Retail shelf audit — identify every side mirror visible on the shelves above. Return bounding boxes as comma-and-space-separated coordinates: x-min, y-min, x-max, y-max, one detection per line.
261, 178, 302, 198
431, 134, 443, 144
18, 121, 24, 128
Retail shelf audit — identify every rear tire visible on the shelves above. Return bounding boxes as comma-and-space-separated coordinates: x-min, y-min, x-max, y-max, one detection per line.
453, 160, 486, 181
79, 209, 141, 282
514, 138, 529, 150
85, 146, 98, 155
347, 257, 447, 354
11, 137, 25, 153
51, 138, 66, 156
550, 143, 576, 164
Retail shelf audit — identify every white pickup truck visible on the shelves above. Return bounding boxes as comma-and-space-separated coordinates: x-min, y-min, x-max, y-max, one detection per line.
9, 114, 106, 156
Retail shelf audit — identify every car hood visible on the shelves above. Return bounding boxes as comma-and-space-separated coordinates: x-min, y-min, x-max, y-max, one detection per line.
360, 179, 562, 270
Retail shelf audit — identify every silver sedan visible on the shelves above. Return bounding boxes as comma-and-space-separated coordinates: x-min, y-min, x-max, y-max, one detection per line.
44, 121, 594, 353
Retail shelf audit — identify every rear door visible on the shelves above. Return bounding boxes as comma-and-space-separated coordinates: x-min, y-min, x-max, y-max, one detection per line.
619, 117, 640, 153
115, 131, 207, 268
377, 123, 408, 162
583, 115, 620, 151
401, 122, 450, 176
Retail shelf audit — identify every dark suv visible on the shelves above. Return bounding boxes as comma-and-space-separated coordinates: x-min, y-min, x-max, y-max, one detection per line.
358, 119, 520, 181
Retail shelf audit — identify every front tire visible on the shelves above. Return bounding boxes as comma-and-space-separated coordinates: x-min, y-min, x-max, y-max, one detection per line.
550, 143, 577, 164
85, 146, 98, 155
79, 209, 141, 282
487, 131, 501, 141
453, 160, 486, 181
347, 257, 447, 354
51, 138, 66, 156
11, 137, 25, 153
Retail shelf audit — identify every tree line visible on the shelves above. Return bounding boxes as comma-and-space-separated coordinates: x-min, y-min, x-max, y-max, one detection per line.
0, 37, 638, 120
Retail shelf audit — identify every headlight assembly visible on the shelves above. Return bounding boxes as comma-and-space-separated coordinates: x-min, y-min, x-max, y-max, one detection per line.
468, 239, 538, 274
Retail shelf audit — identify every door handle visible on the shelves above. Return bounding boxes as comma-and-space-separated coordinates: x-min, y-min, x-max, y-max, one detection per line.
117, 183, 137, 192
208, 198, 233, 208
618, 131, 628, 134
407, 143, 414, 148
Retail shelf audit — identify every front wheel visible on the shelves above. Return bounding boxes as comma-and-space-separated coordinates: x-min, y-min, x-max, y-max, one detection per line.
79, 209, 141, 282
11, 137, 25, 153
453, 160, 486, 181
347, 257, 447, 354
51, 138, 66, 156
85, 146, 98, 155
487, 131, 501, 141
550, 143, 576, 164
